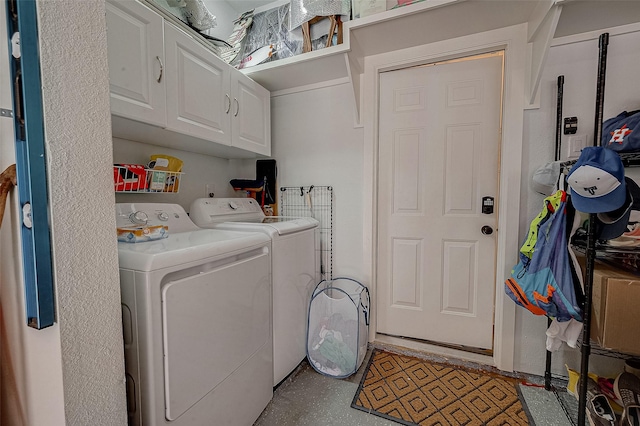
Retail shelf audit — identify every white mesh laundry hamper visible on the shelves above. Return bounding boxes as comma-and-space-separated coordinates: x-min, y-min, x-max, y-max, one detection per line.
306, 277, 370, 378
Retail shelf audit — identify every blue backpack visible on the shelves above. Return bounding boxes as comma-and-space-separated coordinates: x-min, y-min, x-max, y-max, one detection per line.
602, 110, 640, 153
504, 190, 583, 322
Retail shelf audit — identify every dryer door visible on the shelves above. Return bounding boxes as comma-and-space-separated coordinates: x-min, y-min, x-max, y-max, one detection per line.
161, 247, 271, 421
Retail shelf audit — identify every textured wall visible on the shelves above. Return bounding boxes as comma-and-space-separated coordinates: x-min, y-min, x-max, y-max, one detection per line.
36, 1, 127, 424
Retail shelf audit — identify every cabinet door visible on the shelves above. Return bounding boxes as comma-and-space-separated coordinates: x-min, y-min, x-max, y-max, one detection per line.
106, 0, 166, 127
231, 71, 271, 156
164, 23, 231, 145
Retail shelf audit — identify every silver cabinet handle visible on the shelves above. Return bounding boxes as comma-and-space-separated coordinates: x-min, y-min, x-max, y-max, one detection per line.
225, 94, 231, 114
156, 56, 163, 83
234, 98, 239, 117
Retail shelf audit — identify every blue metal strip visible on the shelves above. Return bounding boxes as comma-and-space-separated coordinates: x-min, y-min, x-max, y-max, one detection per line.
5, 0, 55, 329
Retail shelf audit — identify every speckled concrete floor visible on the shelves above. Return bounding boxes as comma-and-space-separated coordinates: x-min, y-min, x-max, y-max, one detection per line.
520, 384, 576, 426
254, 349, 396, 426
254, 345, 574, 426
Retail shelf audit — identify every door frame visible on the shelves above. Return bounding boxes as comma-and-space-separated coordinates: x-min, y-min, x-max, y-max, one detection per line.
362, 24, 528, 372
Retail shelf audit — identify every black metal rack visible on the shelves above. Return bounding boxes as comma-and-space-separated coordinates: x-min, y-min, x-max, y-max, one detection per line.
573, 31, 609, 426
544, 33, 640, 426
543, 74, 565, 395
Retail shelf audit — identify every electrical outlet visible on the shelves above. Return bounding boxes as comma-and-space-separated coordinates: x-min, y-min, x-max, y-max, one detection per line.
567, 134, 588, 159
205, 184, 216, 198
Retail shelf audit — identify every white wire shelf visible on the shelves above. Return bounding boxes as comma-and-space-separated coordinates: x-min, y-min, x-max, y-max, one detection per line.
561, 151, 640, 172
113, 165, 183, 193
280, 185, 333, 280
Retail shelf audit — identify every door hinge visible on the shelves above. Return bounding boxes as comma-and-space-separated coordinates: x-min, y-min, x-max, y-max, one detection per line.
0, 108, 14, 117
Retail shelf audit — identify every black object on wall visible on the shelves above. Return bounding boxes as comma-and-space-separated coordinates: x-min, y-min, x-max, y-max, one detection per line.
256, 159, 277, 205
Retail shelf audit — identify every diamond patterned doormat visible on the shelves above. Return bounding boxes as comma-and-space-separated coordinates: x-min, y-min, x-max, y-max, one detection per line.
351, 349, 533, 426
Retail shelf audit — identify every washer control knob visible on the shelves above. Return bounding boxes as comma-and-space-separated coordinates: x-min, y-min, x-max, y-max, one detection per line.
130, 211, 148, 225
157, 211, 169, 221
228, 201, 239, 210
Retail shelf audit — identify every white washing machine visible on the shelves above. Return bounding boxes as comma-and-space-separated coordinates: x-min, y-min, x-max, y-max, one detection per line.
116, 203, 272, 426
189, 198, 319, 386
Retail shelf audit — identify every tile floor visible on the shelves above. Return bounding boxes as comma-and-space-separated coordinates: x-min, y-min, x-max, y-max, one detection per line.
254, 344, 575, 426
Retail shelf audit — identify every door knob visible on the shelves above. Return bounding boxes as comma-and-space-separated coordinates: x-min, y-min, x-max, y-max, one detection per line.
481, 225, 493, 235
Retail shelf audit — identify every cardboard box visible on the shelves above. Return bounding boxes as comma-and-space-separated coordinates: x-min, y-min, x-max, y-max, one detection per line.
590, 263, 640, 356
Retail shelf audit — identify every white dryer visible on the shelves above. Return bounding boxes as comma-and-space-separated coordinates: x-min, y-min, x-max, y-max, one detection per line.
189, 198, 319, 386
116, 203, 272, 426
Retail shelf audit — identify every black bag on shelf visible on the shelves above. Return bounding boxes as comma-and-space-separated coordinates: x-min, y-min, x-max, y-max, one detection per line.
602, 109, 640, 152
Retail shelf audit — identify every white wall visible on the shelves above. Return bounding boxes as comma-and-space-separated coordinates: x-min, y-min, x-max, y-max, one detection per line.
517, 27, 640, 378
268, 83, 365, 280
37, 1, 128, 424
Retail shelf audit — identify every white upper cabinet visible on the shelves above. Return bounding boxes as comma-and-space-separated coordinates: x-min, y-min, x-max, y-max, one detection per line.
164, 22, 232, 145
231, 71, 271, 156
105, 0, 271, 158
106, 0, 166, 127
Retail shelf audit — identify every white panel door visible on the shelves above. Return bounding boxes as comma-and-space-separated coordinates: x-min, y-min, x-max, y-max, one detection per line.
105, 0, 166, 127
164, 23, 231, 144
376, 53, 503, 350
231, 71, 271, 156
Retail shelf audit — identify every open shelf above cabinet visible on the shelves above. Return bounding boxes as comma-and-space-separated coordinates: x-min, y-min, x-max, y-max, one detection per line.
242, 0, 541, 94
240, 44, 351, 93
240, 0, 640, 125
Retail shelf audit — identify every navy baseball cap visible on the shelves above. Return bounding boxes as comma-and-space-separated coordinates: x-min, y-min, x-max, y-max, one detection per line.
567, 146, 626, 213
596, 177, 640, 240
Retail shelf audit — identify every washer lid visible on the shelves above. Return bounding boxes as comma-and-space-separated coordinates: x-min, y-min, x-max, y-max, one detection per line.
117, 229, 270, 271
210, 217, 319, 235
190, 198, 318, 235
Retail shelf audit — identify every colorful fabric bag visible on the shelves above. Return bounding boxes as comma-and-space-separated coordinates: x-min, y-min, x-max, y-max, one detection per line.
602, 110, 640, 153
505, 190, 583, 322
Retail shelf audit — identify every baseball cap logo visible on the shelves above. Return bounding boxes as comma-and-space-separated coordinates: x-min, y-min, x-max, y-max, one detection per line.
608, 124, 632, 145
585, 186, 598, 195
